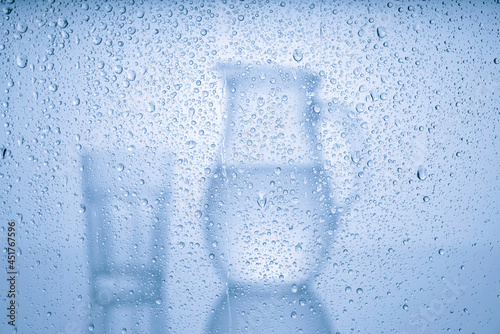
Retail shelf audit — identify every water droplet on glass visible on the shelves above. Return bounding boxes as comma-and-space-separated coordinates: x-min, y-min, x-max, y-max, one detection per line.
351, 151, 360, 163
79, 204, 86, 213
345, 286, 352, 293
127, 70, 136, 81
58, 18, 68, 28
290, 310, 297, 318
16, 55, 27, 68
293, 49, 303, 62
257, 193, 267, 208
417, 165, 427, 180
423, 196, 430, 202
438, 248, 444, 255
117, 163, 125, 172
356, 288, 363, 294
355, 103, 365, 113
494, 58, 499, 64
403, 304, 409, 310
257, 97, 265, 107
16, 22, 28, 33
377, 27, 387, 38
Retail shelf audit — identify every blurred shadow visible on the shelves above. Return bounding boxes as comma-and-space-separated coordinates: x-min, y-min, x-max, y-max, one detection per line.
82, 150, 170, 333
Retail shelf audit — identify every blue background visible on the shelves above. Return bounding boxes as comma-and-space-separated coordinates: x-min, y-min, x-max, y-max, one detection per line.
1, 0, 499, 333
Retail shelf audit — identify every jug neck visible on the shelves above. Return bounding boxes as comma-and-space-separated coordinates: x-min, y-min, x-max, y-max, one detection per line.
220, 65, 323, 167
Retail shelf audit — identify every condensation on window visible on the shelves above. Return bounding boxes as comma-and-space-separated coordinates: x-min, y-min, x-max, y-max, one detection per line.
1, 1, 499, 333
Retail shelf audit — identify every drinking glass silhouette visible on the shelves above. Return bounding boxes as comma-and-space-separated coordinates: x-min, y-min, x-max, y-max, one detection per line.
205, 65, 341, 333
83, 150, 169, 334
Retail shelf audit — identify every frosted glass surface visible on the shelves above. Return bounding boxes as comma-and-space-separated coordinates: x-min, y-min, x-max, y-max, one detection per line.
1, 1, 499, 333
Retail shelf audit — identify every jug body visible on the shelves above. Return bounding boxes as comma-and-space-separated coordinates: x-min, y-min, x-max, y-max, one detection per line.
206, 163, 334, 286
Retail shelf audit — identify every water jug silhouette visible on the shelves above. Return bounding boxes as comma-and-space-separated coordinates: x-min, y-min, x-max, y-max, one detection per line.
205, 64, 344, 333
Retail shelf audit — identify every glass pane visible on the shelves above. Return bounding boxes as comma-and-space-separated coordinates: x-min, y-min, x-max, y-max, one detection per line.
1, 1, 499, 333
